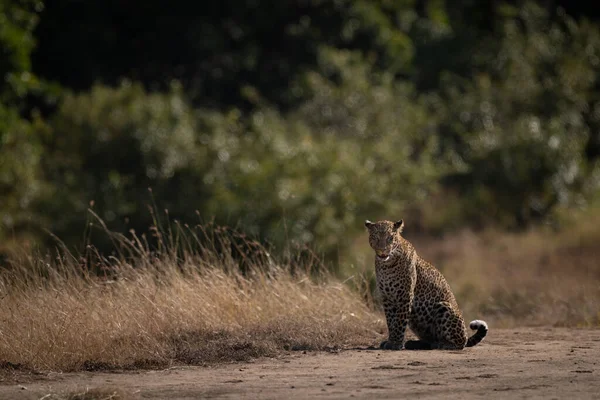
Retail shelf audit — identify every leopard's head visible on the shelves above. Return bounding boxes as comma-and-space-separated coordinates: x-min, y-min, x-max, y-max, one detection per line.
364, 219, 404, 262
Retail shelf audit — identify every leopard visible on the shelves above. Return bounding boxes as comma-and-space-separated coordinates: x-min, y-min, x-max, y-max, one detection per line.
365, 219, 488, 350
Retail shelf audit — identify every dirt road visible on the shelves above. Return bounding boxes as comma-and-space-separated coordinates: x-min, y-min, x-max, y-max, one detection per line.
1, 328, 599, 399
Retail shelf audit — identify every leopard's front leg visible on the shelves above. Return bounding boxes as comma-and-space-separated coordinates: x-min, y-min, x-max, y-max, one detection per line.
380, 292, 413, 350
377, 257, 417, 350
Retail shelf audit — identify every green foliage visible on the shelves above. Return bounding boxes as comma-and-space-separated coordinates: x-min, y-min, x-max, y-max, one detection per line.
2, 0, 600, 263
33, 58, 444, 257
0, 109, 44, 247
36, 82, 205, 248
0, 0, 43, 101
30, 0, 422, 109
437, 3, 600, 227
0, 0, 45, 250
202, 49, 444, 255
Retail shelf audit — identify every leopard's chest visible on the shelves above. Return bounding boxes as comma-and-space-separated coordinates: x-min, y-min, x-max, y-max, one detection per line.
375, 264, 412, 298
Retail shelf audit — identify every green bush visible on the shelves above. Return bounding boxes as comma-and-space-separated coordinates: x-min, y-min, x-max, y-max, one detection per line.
0, 109, 45, 250
3, 0, 600, 266
30, 52, 446, 261
35, 82, 205, 249
436, 3, 600, 228
199, 49, 445, 259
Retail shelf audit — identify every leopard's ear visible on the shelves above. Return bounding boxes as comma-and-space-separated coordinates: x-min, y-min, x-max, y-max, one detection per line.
364, 220, 374, 229
393, 219, 404, 233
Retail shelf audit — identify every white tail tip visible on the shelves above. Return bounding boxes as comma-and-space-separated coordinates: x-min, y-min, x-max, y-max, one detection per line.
469, 320, 488, 330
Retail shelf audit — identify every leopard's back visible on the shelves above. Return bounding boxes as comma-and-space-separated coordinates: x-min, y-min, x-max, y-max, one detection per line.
410, 258, 465, 343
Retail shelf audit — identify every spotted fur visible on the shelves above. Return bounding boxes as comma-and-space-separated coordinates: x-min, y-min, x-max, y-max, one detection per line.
365, 219, 488, 350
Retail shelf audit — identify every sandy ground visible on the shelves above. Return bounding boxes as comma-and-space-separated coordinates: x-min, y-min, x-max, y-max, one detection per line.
1, 328, 599, 399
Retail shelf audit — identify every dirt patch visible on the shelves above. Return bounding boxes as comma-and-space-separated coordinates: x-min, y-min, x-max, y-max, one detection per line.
1, 328, 599, 399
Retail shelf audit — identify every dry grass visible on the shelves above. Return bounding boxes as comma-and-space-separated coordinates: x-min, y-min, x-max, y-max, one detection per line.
365, 210, 600, 328
2, 207, 599, 376
417, 229, 600, 328
0, 221, 383, 373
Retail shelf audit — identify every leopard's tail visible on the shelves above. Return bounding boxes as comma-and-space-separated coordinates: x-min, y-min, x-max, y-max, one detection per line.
465, 320, 488, 347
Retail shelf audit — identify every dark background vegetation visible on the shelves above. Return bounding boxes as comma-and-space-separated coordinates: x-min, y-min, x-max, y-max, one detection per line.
2, 0, 600, 265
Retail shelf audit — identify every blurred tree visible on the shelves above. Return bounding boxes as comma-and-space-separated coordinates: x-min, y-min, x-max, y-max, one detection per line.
35, 82, 208, 250
202, 49, 445, 260
34, 55, 445, 259
32, 0, 419, 109
0, 0, 43, 102
0, 0, 45, 252
436, 2, 600, 227
3, 0, 600, 262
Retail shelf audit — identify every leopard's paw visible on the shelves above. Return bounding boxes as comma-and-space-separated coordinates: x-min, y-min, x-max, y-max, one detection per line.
379, 340, 403, 350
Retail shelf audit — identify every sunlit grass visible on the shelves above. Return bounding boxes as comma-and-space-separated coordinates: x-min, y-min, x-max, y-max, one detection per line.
2, 206, 599, 375
0, 218, 383, 372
